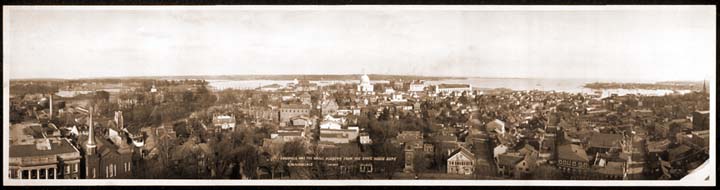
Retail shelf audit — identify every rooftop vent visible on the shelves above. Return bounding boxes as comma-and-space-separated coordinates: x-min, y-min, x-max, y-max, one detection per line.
36, 139, 52, 151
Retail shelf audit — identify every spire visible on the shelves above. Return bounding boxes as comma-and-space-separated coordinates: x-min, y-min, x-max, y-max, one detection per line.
703, 80, 707, 94
86, 106, 97, 155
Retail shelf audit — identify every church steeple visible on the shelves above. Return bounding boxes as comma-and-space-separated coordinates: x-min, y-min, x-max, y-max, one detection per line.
702, 80, 707, 94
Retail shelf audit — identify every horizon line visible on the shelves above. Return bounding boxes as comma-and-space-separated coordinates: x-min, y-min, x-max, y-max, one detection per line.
6, 73, 708, 83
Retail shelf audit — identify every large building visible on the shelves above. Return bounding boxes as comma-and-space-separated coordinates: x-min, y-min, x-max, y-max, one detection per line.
397, 131, 424, 173
557, 144, 590, 178
9, 138, 82, 179
409, 81, 426, 93
435, 84, 472, 95
279, 104, 311, 123
357, 74, 374, 94
691, 110, 710, 131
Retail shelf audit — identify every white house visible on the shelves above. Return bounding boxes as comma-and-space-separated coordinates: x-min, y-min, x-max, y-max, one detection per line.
447, 146, 476, 175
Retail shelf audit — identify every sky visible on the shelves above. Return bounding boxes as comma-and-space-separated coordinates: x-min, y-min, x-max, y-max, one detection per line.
3, 6, 716, 81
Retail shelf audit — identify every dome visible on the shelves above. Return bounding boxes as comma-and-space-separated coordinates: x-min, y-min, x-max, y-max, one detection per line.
360, 74, 370, 83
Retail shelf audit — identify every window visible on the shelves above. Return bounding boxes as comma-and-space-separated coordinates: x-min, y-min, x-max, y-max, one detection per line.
74, 164, 79, 173
340, 166, 348, 174
66, 165, 71, 174
360, 164, 373, 173
22, 170, 29, 179
113, 164, 117, 177
106, 166, 109, 178
48, 168, 55, 179
93, 168, 96, 179
39, 168, 47, 179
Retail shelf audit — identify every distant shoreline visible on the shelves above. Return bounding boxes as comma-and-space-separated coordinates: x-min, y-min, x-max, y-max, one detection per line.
584, 82, 704, 91
9, 74, 465, 82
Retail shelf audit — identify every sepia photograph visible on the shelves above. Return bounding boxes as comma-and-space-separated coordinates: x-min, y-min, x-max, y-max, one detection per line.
2, 5, 716, 186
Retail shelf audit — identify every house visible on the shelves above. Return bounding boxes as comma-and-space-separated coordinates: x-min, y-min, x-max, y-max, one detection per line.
586, 133, 625, 156
299, 92, 312, 106
646, 139, 671, 161
170, 138, 216, 178
447, 146, 476, 175
496, 153, 524, 177
320, 99, 339, 116
212, 114, 236, 131
9, 138, 82, 179
513, 151, 539, 178
557, 144, 590, 177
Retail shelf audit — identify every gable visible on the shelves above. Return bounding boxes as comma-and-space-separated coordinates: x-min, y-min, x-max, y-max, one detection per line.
449, 152, 471, 161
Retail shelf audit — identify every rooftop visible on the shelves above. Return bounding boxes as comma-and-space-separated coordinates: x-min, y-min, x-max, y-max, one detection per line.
10, 138, 79, 158
497, 153, 524, 167
558, 144, 590, 162
588, 133, 624, 149
281, 104, 311, 110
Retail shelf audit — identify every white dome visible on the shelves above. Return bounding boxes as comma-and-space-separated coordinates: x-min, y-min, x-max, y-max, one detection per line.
360, 74, 370, 83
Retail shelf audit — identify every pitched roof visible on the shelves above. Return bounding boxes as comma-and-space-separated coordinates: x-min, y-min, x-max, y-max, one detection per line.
497, 153, 524, 167
449, 146, 475, 161
588, 133, 624, 149
558, 144, 589, 162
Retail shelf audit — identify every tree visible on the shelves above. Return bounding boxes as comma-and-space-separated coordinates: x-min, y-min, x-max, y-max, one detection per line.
413, 151, 430, 178
281, 140, 311, 179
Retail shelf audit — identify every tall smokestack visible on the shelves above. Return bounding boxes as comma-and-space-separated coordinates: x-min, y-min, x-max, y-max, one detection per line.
49, 94, 53, 120
86, 107, 96, 155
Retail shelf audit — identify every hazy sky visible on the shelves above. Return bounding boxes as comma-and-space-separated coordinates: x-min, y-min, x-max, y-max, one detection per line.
3, 6, 716, 81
